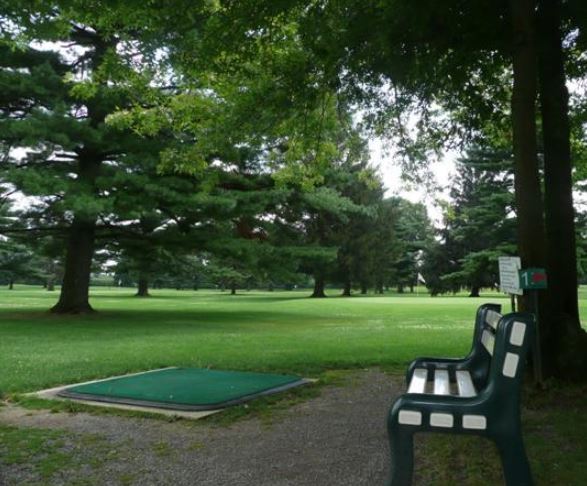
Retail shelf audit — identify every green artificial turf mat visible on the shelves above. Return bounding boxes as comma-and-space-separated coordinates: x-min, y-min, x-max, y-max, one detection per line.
57, 368, 309, 411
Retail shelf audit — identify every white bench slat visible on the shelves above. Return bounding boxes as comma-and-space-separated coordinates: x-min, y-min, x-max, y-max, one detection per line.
456, 370, 477, 397
407, 368, 427, 394
485, 309, 502, 329
434, 369, 450, 395
481, 329, 495, 355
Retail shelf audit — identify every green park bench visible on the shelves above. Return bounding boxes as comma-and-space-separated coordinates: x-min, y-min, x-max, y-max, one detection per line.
406, 303, 502, 391
386, 305, 535, 486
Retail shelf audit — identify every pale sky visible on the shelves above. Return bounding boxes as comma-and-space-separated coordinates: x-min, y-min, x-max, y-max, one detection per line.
370, 138, 587, 225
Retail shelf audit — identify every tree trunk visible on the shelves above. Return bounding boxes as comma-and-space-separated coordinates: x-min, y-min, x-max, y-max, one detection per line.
231, 283, 237, 295
51, 149, 101, 314
136, 276, 150, 297
397, 285, 404, 294
511, 0, 547, 270
8, 279, 13, 290
510, 0, 552, 377
360, 282, 368, 295
342, 279, 352, 297
311, 275, 326, 298
537, 0, 587, 379
46, 260, 56, 291
51, 217, 96, 313
469, 286, 480, 298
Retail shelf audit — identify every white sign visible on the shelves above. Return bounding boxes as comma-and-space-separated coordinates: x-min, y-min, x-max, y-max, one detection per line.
498, 256, 523, 295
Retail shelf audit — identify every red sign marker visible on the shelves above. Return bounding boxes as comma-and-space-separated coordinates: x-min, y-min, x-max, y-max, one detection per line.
532, 273, 546, 283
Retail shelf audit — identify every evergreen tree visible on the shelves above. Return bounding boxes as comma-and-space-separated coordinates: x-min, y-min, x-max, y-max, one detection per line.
333, 150, 385, 296
0, 240, 41, 288
389, 198, 433, 293
0, 24, 166, 312
367, 198, 401, 294
441, 148, 517, 296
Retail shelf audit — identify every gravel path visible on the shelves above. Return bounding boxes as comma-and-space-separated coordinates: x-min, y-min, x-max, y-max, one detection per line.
0, 370, 399, 486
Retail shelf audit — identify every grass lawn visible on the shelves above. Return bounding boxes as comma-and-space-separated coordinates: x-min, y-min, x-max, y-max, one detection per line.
1, 286, 586, 484
0, 286, 512, 394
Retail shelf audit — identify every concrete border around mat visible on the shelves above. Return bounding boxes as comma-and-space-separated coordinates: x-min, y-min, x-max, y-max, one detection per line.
27, 367, 318, 420
26, 367, 220, 420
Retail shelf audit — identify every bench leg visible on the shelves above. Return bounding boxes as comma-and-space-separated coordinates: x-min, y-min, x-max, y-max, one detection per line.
386, 420, 414, 486
495, 434, 533, 486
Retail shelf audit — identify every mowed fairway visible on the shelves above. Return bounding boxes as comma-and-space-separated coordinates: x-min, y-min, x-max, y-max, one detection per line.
1, 286, 586, 394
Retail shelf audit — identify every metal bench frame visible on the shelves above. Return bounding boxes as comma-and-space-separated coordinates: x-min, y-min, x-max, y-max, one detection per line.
387, 307, 535, 486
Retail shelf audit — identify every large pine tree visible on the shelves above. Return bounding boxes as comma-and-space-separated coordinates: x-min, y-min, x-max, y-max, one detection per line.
0, 21, 184, 312
432, 148, 517, 296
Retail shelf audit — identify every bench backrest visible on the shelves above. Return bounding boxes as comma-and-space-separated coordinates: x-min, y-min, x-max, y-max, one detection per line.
480, 308, 501, 357
473, 303, 500, 339
481, 311, 535, 403
464, 305, 534, 397
462, 303, 503, 388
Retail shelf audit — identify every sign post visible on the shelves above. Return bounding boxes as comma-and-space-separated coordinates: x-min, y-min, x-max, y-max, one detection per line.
519, 267, 547, 387
498, 256, 522, 312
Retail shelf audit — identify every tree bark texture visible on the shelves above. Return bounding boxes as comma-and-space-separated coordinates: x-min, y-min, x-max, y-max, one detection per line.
537, 0, 587, 378
50, 217, 96, 313
510, 1, 547, 269
510, 0, 547, 270
510, 0, 554, 375
51, 150, 101, 314
538, 0, 579, 320
311, 275, 326, 298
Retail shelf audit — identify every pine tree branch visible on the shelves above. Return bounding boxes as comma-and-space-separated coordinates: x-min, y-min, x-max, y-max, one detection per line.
0, 189, 18, 205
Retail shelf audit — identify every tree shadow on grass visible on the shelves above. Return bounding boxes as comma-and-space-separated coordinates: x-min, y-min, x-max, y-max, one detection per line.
88, 291, 309, 305
0, 307, 329, 332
